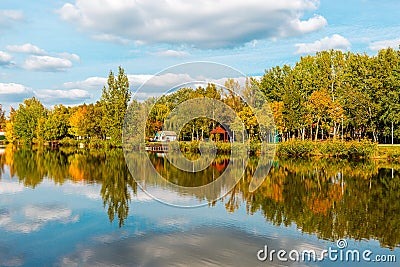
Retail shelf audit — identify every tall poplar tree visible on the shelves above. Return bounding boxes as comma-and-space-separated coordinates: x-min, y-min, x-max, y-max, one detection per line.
100, 66, 131, 145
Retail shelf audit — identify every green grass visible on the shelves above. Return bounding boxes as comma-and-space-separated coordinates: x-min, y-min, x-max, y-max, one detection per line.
376, 144, 400, 162
277, 139, 377, 158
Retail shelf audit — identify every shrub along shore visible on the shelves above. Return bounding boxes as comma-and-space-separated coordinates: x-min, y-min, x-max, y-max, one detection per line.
35, 138, 400, 162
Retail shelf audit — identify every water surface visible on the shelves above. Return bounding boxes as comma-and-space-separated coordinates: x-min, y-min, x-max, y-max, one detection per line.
0, 146, 399, 266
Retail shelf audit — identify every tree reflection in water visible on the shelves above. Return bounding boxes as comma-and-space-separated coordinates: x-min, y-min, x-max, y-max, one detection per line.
0, 145, 399, 248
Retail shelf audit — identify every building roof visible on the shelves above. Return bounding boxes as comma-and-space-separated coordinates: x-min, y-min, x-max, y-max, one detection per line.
210, 126, 227, 134
157, 131, 177, 136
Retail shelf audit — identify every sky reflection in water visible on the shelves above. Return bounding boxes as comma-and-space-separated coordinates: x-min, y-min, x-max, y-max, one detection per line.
0, 147, 399, 266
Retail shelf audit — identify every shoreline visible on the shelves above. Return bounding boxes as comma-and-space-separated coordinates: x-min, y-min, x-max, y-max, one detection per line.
2, 139, 400, 162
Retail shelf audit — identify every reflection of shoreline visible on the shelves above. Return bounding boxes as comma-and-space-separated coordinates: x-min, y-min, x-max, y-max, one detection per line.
1, 147, 400, 247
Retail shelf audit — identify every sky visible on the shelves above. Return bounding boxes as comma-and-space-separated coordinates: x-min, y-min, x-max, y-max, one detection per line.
0, 0, 400, 110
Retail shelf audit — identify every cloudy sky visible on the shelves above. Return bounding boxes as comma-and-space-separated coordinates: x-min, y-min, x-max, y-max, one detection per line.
0, 0, 399, 109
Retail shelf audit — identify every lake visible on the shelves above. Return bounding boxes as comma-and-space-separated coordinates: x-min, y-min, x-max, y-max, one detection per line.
0, 146, 399, 266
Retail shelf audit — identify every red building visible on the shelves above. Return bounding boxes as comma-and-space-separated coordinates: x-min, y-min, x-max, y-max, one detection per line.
210, 126, 230, 142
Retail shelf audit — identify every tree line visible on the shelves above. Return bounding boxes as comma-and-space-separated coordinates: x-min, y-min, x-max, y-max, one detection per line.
0, 48, 399, 145
256, 48, 400, 142
126, 47, 400, 144
0, 66, 131, 146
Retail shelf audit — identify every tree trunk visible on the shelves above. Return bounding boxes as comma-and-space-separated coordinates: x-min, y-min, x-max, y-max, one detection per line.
333, 122, 337, 140
315, 118, 320, 141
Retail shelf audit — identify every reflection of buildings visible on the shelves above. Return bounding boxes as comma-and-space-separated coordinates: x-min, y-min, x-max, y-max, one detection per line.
211, 158, 229, 171
153, 131, 177, 142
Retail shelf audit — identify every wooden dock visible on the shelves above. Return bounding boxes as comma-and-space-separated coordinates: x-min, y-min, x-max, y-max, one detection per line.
145, 143, 169, 152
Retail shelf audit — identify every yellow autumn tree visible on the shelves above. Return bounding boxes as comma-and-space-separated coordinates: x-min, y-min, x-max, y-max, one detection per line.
5, 107, 16, 143
270, 101, 285, 139
307, 89, 333, 141
69, 105, 87, 138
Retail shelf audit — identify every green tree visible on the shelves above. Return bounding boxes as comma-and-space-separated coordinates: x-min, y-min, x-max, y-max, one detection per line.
14, 97, 47, 143
259, 65, 291, 102
100, 66, 131, 145
375, 48, 400, 140
85, 102, 104, 138
42, 105, 70, 141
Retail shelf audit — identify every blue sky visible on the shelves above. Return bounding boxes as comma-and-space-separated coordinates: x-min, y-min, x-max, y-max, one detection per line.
0, 0, 399, 110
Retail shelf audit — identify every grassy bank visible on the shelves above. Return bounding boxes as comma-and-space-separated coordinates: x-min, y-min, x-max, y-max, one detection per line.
56, 137, 119, 149
375, 144, 400, 163
276, 139, 378, 158
8, 137, 400, 161
177, 139, 384, 159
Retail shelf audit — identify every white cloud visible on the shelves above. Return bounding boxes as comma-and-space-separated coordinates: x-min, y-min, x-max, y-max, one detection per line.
62, 72, 255, 102
63, 73, 192, 91
295, 34, 351, 54
150, 73, 193, 87
0, 82, 32, 98
58, 0, 327, 48
0, 82, 90, 106
127, 74, 154, 87
0, 10, 24, 21
4, 44, 79, 69
34, 89, 91, 104
63, 182, 101, 200
0, 51, 13, 65
0, 10, 24, 29
290, 15, 327, 35
369, 38, 400, 51
23, 55, 73, 72
6, 43, 46, 55
0, 83, 91, 105
153, 50, 190, 57
23, 205, 78, 223
0, 205, 79, 234
63, 76, 108, 89
0, 182, 25, 194
92, 34, 130, 45
59, 52, 80, 61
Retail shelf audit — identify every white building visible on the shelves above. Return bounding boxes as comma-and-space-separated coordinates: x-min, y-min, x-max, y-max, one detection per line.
154, 131, 177, 142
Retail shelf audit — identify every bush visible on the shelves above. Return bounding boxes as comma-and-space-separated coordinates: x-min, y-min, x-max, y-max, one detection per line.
58, 137, 82, 147
347, 139, 377, 158
277, 139, 315, 156
277, 139, 377, 158
318, 140, 348, 157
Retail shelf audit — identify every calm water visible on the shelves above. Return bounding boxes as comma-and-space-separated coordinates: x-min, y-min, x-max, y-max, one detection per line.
0, 146, 399, 266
